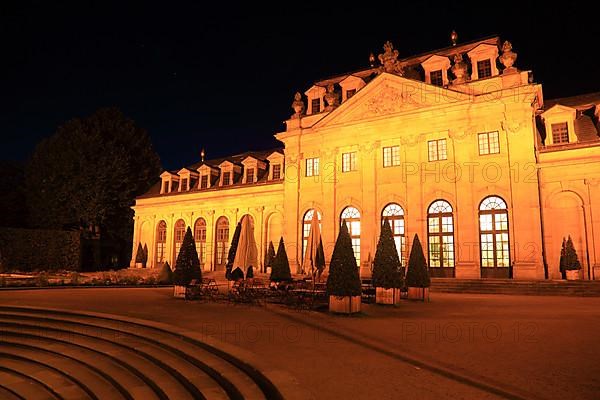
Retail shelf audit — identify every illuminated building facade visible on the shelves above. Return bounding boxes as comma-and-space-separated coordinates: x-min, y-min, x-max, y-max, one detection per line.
132, 36, 600, 280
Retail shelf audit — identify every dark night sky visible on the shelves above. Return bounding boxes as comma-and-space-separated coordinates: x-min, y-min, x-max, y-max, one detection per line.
1, 1, 599, 170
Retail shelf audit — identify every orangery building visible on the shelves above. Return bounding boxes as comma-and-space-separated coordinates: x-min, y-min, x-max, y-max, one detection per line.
131, 35, 600, 280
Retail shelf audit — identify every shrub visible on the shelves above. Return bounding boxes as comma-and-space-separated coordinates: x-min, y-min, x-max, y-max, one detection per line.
372, 218, 404, 289
69, 271, 81, 285
158, 261, 173, 284
225, 222, 242, 280
135, 243, 144, 264
36, 272, 50, 287
142, 243, 148, 268
246, 265, 254, 278
264, 241, 276, 269
172, 227, 202, 286
326, 221, 361, 297
560, 236, 581, 272
405, 234, 430, 288
270, 237, 292, 282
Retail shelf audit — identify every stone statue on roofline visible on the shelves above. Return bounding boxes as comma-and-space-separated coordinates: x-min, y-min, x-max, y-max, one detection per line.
450, 53, 468, 84
291, 92, 305, 118
499, 40, 518, 74
378, 40, 404, 75
324, 84, 340, 111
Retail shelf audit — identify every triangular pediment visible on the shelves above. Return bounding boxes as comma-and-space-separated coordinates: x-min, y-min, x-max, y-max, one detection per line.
313, 73, 471, 128
541, 104, 577, 118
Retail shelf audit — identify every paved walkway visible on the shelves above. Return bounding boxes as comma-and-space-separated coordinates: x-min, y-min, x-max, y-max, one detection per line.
0, 288, 598, 399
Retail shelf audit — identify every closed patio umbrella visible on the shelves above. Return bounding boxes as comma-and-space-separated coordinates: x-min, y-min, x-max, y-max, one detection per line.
232, 215, 258, 276
302, 211, 325, 285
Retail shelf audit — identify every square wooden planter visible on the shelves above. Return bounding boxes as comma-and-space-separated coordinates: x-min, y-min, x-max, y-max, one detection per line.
329, 295, 361, 314
566, 270, 581, 280
407, 287, 429, 301
173, 285, 187, 298
375, 287, 402, 305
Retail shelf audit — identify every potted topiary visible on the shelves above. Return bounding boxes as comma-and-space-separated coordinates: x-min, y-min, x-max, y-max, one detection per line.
372, 218, 404, 305
172, 227, 202, 298
270, 237, 292, 284
405, 234, 430, 301
561, 236, 582, 280
327, 221, 362, 314
135, 243, 144, 268
225, 221, 242, 280
264, 240, 276, 274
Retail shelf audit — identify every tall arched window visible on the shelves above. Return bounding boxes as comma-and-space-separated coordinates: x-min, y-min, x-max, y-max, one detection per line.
479, 196, 510, 277
427, 200, 455, 276
156, 220, 167, 267
341, 206, 361, 266
215, 216, 229, 270
174, 219, 186, 260
194, 218, 207, 265
302, 209, 322, 262
382, 203, 405, 265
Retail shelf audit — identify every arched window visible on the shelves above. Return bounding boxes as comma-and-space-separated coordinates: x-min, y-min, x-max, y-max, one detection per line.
341, 206, 361, 266
382, 203, 405, 265
427, 200, 455, 270
156, 221, 167, 266
302, 209, 322, 262
215, 217, 229, 270
194, 218, 207, 265
479, 196, 510, 270
174, 219, 186, 260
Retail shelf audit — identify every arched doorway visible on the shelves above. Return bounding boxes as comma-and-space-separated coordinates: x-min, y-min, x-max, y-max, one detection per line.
382, 203, 405, 267
479, 196, 510, 278
427, 200, 455, 277
341, 206, 360, 267
214, 216, 229, 271
545, 191, 587, 279
173, 219, 186, 262
194, 218, 207, 269
155, 221, 167, 268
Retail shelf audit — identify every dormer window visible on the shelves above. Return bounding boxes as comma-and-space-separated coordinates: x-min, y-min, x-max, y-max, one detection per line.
346, 89, 356, 99
430, 70, 443, 86
551, 123, 569, 144
477, 59, 492, 79
223, 172, 231, 186
272, 164, 281, 180
200, 175, 209, 189
161, 181, 169, 193
246, 168, 255, 183
180, 178, 188, 191
311, 98, 321, 114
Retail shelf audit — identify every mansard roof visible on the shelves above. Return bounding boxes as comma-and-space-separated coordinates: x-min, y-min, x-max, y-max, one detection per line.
140, 147, 284, 198
545, 92, 600, 110
312, 36, 500, 88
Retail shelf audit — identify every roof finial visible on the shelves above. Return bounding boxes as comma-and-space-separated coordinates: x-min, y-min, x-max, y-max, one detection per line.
369, 52, 376, 68
200, 148, 205, 162
451, 30, 458, 46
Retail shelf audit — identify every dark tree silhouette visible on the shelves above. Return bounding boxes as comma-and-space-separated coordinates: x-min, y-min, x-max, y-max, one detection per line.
0, 161, 27, 228
372, 218, 404, 289
225, 221, 242, 280
270, 237, 292, 282
326, 221, 361, 297
135, 243, 144, 264
264, 240, 276, 270
142, 243, 148, 267
560, 235, 581, 274
405, 234, 430, 288
25, 107, 161, 265
173, 227, 202, 285
158, 261, 173, 284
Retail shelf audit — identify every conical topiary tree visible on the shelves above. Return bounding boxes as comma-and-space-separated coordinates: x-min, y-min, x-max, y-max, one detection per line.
264, 240, 276, 271
372, 218, 403, 289
135, 243, 144, 265
173, 227, 202, 286
562, 235, 581, 272
158, 261, 173, 284
315, 238, 326, 279
559, 237, 567, 278
270, 237, 292, 282
142, 243, 148, 268
225, 221, 242, 280
405, 234, 430, 288
326, 221, 361, 297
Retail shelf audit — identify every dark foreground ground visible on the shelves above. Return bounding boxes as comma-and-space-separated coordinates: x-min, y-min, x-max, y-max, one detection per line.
0, 288, 598, 400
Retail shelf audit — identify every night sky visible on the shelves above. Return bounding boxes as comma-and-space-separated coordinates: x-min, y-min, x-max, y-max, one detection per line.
2, 1, 598, 170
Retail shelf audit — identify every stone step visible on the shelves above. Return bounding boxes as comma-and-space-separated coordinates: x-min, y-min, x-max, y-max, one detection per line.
429, 278, 600, 296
